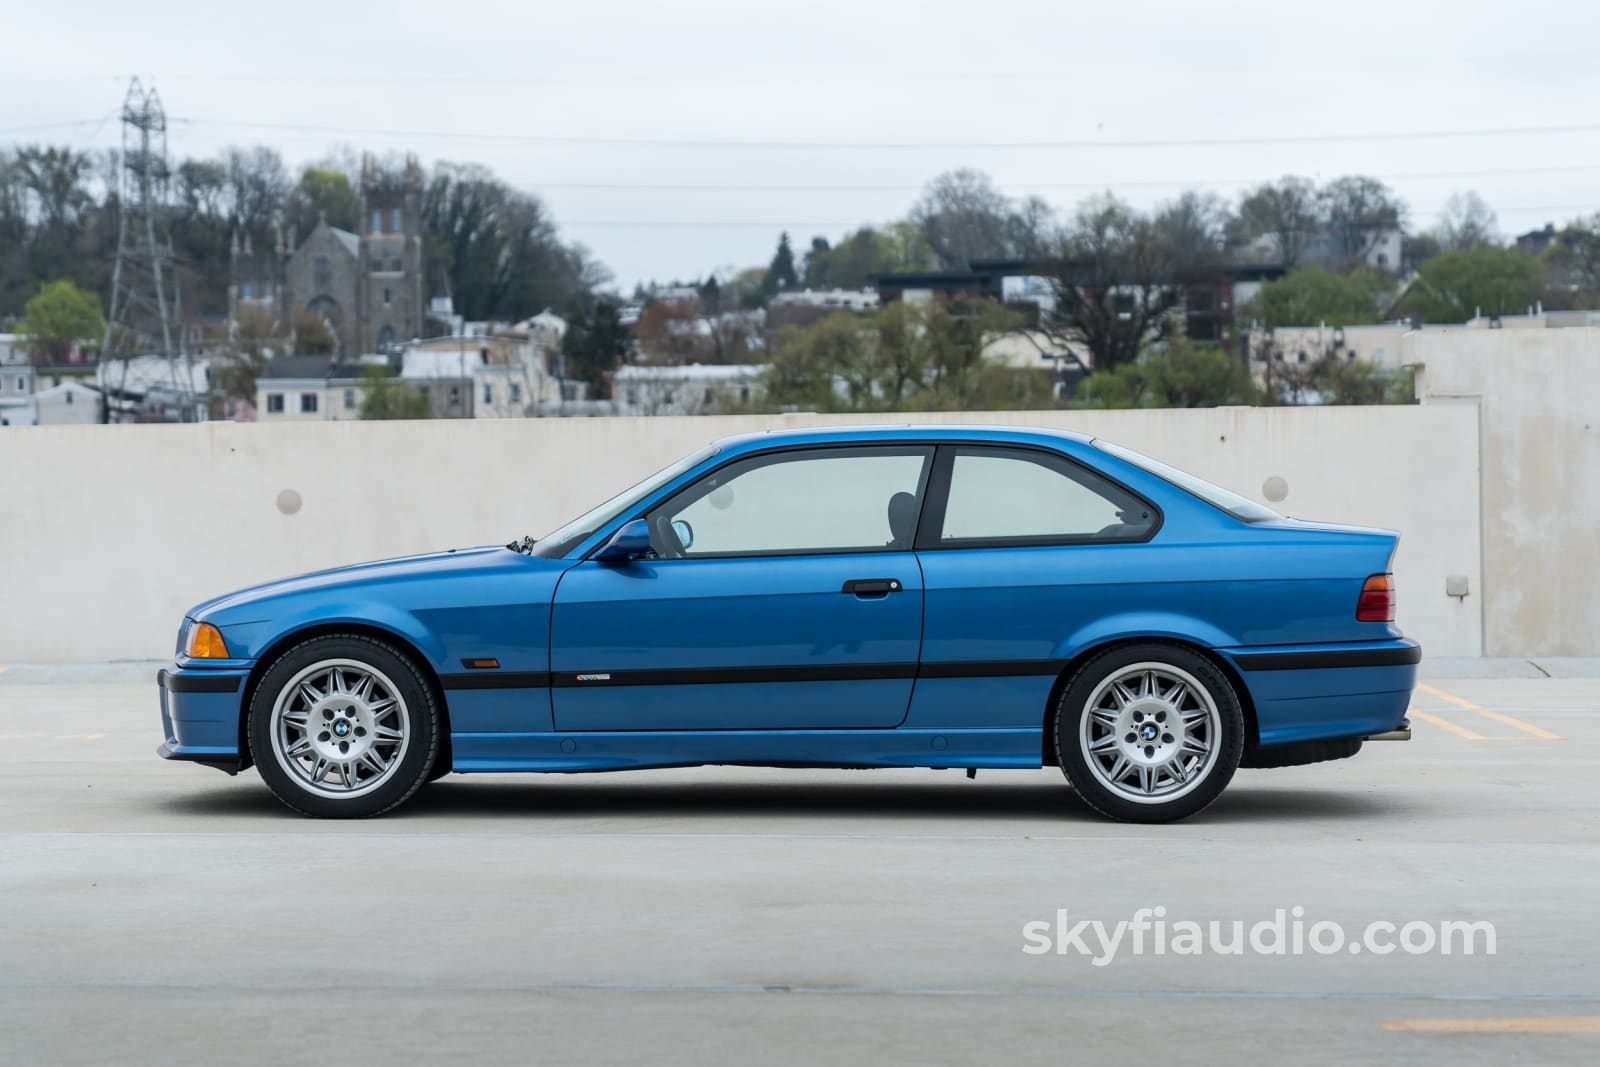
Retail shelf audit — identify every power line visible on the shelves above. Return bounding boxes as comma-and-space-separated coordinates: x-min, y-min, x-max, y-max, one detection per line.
516, 163, 1600, 194
553, 203, 1600, 229
162, 115, 1600, 151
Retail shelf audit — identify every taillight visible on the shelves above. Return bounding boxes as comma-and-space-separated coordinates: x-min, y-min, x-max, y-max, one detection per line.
1357, 573, 1395, 623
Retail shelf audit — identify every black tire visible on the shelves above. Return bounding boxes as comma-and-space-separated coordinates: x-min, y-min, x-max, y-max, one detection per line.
248, 633, 440, 818
1053, 643, 1244, 823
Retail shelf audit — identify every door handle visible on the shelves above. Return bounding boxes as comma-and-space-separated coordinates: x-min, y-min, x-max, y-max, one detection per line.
841, 578, 902, 597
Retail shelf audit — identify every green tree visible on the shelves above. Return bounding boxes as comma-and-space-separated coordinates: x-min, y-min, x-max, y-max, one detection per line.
286, 166, 361, 235
761, 232, 799, 296
1396, 245, 1545, 323
1076, 342, 1258, 409
1250, 266, 1387, 328
562, 296, 629, 397
20, 279, 104, 363
761, 297, 1048, 412
802, 224, 935, 290
1312, 357, 1414, 405
359, 367, 429, 419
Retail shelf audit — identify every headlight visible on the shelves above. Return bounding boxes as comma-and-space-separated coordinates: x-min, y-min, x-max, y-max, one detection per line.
184, 622, 231, 659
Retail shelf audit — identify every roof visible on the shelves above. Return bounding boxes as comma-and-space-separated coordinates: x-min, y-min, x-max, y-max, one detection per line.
710, 423, 1095, 455
401, 350, 478, 380
260, 355, 337, 381
614, 363, 762, 382
330, 227, 360, 259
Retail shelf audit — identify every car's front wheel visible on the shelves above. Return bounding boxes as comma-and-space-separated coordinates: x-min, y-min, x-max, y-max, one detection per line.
248, 634, 439, 818
1054, 644, 1244, 823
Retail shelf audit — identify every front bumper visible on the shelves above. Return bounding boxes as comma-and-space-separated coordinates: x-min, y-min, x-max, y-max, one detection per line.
157, 666, 250, 774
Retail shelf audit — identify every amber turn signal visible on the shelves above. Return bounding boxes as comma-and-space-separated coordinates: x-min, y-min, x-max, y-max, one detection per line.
185, 622, 231, 659
1356, 573, 1396, 623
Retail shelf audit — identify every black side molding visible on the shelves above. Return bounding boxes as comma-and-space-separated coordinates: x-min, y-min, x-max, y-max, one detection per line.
1232, 641, 1422, 672
158, 669, 242, 694
440, 671, 554, 690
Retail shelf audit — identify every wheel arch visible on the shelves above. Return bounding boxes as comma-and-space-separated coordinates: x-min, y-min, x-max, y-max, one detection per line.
1039, 636, 1259, 767
237, 622, 453, 774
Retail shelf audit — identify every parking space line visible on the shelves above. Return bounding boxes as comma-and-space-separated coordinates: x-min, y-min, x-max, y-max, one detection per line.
1408, 708, 1487, 740
1382, 1015, 1600, 1034
1417, 683, 1563, 740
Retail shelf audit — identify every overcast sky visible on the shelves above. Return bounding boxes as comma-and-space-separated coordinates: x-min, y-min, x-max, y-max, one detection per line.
7, 0, 1600, 290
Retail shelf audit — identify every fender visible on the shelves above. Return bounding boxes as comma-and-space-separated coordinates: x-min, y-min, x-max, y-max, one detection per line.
1053, 610, 1240, 661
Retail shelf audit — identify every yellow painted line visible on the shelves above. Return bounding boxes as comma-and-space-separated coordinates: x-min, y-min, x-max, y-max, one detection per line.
1417, 683, 1563, 740
1409, 708, 1487, 741
1383, 1015, 1600, 1034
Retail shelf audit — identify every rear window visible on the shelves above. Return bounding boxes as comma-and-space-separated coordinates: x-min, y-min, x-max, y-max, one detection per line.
1093, 439, 1281, 523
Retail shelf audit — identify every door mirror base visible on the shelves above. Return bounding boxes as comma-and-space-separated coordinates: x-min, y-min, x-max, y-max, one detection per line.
594, 518, 653, 563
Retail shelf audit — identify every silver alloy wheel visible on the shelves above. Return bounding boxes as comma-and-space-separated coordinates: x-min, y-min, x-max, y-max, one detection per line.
1078, 661, 1222, 805
270, 658, 411, 799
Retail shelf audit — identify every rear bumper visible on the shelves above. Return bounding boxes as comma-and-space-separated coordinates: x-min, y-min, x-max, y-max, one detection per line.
157, 666, 249, 774
1219, 639, 1420, 747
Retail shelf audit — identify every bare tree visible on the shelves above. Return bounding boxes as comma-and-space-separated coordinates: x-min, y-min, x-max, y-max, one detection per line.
1237, 176, 1322, 266
1436, 191, 1499, 251
1034, 194, 1186, 373
910, 169, 1020, 270
1321, 175, 1404, 267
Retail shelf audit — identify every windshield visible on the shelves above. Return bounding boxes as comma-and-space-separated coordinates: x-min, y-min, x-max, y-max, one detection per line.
1093, 439, 1282, 524
530, 445, 718, 558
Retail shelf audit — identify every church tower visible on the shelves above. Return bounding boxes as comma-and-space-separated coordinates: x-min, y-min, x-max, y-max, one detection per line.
356, 155, 425, 354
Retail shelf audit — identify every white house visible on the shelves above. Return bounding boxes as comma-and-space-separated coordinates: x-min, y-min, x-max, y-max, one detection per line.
33, 381, 102, 424
611, 363, 762, 416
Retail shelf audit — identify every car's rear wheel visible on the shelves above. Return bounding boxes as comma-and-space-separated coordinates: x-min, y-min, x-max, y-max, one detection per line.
1054, 644, 1244, 823
248, 634, 439, 818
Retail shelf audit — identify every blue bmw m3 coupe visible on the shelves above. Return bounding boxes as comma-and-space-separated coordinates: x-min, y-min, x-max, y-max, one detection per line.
157, 425, 1418, 822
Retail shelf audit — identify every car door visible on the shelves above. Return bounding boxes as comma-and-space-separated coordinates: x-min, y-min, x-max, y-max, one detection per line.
908, 444, 1162, 728
549, 445, 933, 731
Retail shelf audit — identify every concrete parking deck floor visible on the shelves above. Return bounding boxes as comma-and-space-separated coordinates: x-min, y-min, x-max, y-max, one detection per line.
2, 664, 1598, 1065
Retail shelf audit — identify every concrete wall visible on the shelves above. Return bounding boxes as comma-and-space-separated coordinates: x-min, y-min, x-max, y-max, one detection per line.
1409, 328, 1600, 656
0, 406, 1480, 663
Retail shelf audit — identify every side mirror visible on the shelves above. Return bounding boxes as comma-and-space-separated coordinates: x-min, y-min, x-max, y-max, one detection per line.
594, 518, 652, 563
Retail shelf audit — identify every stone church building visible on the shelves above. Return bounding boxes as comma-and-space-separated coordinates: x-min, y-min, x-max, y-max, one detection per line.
229, 156, 425, 356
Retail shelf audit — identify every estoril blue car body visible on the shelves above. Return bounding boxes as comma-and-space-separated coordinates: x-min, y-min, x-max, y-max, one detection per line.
158, 425, 1418, 822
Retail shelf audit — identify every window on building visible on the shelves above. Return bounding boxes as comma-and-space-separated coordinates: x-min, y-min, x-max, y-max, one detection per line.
344, 389, 356, 409
483, 383, 494, 404
936, 447, 1154, 545
266, 393, 285, 413
1377, 253, 1389, 267
15, 376, 23, 391
383, 288, 392, 305
449, 385, 460, 405
390, 257, 401, 272
510, 382, 522, 404
313, 255, 331, 290
372, 209, 383, 234
241, 281, 253, 299
301, 393, 318, 414
65, 390, 73, 405
263, 281, 273, 298
371, 257, 382, 272
391, 208, 402, 233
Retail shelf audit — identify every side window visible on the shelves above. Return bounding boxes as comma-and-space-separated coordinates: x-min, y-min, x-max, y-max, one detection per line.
934, 447, 1155, 545
649, 447, 931, 557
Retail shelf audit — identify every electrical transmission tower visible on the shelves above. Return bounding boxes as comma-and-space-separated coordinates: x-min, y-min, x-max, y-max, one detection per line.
101, 78, 197, 422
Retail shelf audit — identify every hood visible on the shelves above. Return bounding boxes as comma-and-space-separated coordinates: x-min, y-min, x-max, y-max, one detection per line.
189, 545, 530, 622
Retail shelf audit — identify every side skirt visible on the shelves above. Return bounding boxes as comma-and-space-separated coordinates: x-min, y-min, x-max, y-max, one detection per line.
448, 728, 1043, 774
